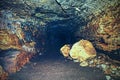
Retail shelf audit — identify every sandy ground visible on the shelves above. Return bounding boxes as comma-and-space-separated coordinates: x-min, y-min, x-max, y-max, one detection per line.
8, 54, 106, 80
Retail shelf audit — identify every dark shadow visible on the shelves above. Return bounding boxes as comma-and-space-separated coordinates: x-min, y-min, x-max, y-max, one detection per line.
45, 19, 78, 57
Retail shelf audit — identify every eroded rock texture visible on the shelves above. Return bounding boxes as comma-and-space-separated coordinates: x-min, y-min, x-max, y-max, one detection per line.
0, 30, 22, 50
60, 44, 71, 57
0, 50, 35, 73
76, 3, 120, 51
70, 40, 96, 62
0, 0, 119, 52
0, 65, 8, 80
60, 40, 96, 62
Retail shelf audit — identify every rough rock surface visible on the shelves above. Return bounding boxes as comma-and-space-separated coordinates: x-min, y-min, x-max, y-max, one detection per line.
76, 3, 120, 51
70, 40, 96, 62
0, 30, 22, 50
0, 50, 35, 73
0, 0, 119, 52
0, 0, 119, 22
60, 40, 96, 62
60, 44, 70, 57
0, 65, 8, 80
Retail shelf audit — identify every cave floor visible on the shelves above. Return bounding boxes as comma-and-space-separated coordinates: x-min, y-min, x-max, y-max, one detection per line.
8, 54, 106, 80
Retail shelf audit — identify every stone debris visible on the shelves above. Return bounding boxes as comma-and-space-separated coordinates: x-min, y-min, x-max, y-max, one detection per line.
22, 41, 36, 53
87, 54, 120, 76
73, 60, 79, 63
80, 61, 88, 67
61, 40, 120, 79
106, 75, 111, 80
72, 53, 120, 79
63, 52, 120, 79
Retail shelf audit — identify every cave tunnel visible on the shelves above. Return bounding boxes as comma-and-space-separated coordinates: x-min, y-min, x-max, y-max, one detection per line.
45, 19, 77, 57
0, 0, 120, 80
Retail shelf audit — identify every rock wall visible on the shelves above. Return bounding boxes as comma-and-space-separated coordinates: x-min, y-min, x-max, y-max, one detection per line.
0, 65, 8, 80
0, 50, 35, 73
0, 0, 48, 76
0, 30, 22, 50
75, 3, 120, 52
1, 0, 119, 22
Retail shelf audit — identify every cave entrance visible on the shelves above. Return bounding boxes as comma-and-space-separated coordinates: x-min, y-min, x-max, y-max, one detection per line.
45, 20, 77, 57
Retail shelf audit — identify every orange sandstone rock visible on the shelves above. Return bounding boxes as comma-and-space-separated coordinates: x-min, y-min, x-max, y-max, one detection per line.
0, 66, 8, 80
76, 4, 120, 51
0, 29, 22, 50
69, 40, 96, 62
60, 44, 71, 57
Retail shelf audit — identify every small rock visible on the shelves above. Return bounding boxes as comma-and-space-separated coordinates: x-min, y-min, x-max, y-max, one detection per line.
104, 68, 111, 74
116, 72, 120, 76
96, 65, 101, 68
101, 64, 107, 69
111, 65, 117, 71
106, 75, 111, 80
60, 44, 70, 57
111, 70, 115, 74
80, 61, 88, 67
73, 60, 79, 62
33, 63, 37, 66
89, 60, 94, 64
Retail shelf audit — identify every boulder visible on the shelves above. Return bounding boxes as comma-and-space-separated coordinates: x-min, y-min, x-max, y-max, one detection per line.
69, 40, 96, 62
60, 44, 70, 57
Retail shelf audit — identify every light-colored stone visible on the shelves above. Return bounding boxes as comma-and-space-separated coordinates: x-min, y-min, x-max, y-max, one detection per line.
80, 61, 89, 67
69, 39, 96, 62
106, 75, 111, 80
73, 60, 79, 62
60, 44, 71, 57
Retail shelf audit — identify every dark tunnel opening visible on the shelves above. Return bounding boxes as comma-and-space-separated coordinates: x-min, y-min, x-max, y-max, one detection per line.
44, 20, 78, 57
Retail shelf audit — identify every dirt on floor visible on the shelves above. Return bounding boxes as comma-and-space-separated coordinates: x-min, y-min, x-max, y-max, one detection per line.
8, 54, 106, 80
